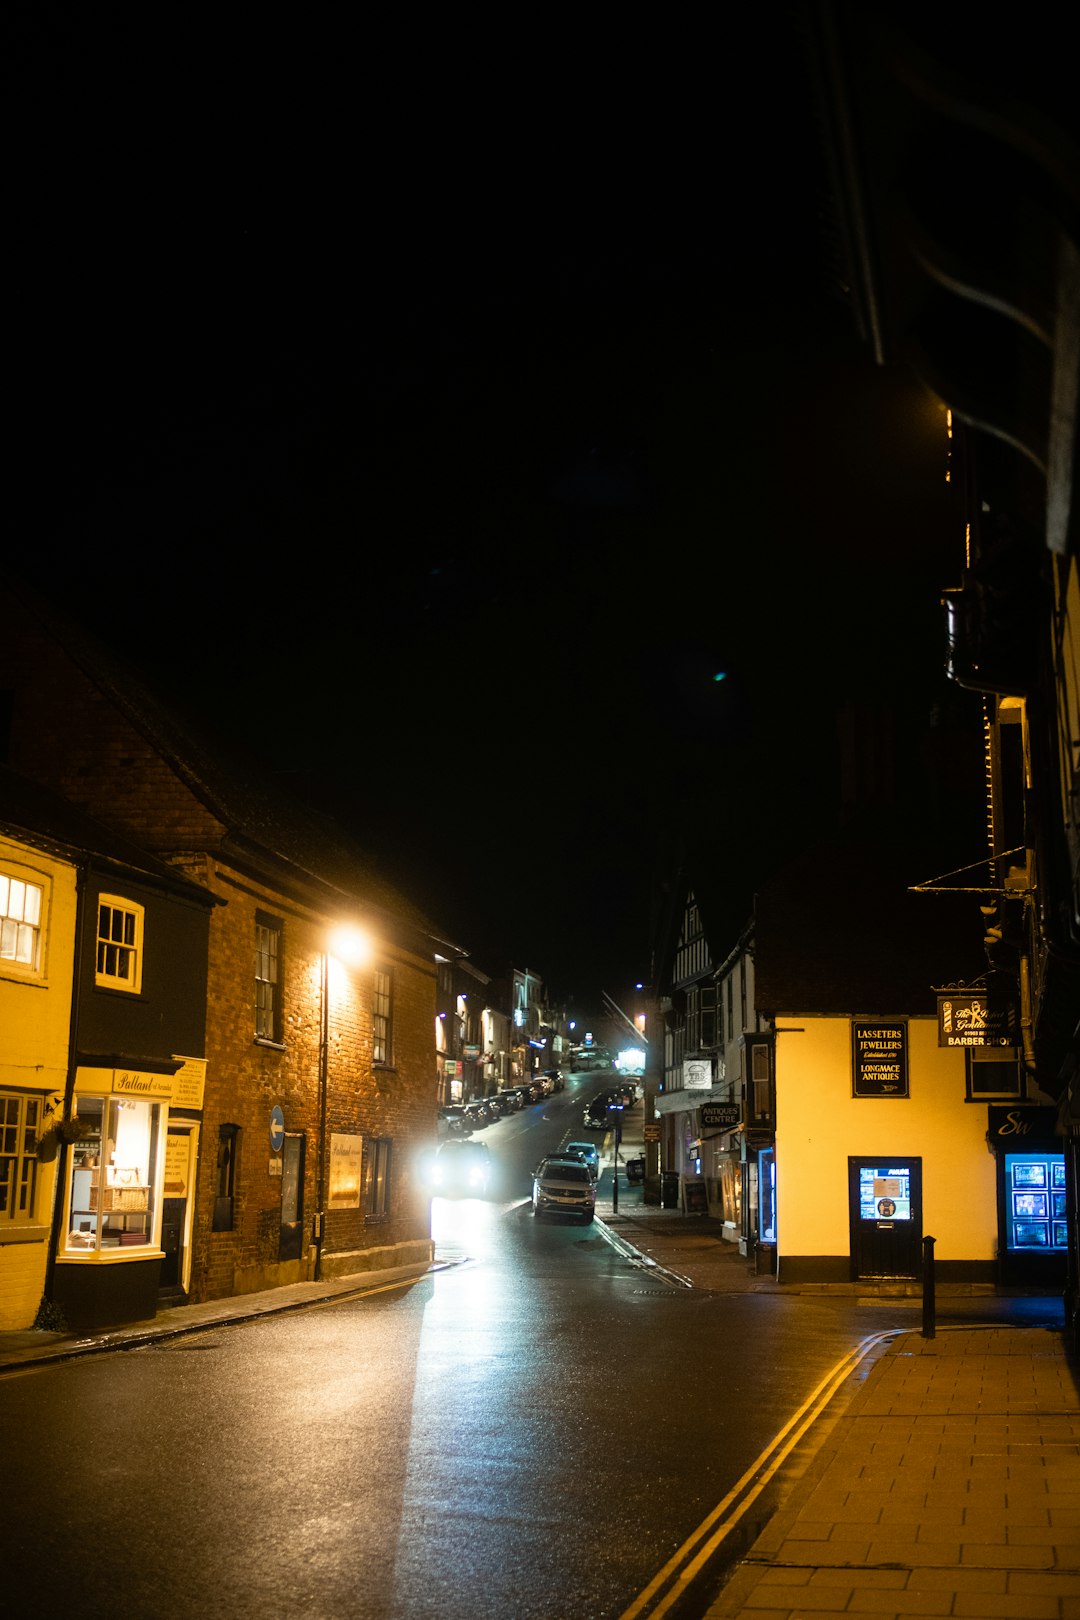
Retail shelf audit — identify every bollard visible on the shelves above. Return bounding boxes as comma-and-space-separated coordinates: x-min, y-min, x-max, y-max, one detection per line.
922, 1234, 936, 1339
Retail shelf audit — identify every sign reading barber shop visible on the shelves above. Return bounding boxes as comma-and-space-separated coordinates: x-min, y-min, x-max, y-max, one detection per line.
937, 991, 1017, 1048
851, 1021, 908, 1098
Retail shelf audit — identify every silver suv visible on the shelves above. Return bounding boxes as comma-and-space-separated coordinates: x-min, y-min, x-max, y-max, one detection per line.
532, 1157, 597, 1224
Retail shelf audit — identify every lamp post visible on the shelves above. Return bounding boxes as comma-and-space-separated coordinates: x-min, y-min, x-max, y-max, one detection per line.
611, 1102, 624, 1214
316, 924, 374, 1283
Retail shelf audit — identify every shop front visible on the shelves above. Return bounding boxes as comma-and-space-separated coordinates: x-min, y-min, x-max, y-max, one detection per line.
988, 1106, 1068, 1289
54, 1060, 204, 1331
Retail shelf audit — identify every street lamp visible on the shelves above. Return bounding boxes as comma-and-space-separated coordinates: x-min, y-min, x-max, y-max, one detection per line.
316, 922, 375, 1280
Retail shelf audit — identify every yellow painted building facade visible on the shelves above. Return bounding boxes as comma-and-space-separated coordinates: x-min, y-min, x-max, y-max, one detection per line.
0, 832, 76, 1328
774, 1014, 998, 1284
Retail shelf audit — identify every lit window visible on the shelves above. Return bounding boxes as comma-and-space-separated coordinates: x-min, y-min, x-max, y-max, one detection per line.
63, 1095, 161, 1253
0, 1093, 41, 1223
373, 967, 392, 1065
95, 895, 143, 991
0, 867, 44, 975
255, 912, 283, 1043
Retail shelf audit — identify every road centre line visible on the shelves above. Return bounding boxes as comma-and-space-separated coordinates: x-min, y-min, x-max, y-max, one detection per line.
616, 1329, 902, 1620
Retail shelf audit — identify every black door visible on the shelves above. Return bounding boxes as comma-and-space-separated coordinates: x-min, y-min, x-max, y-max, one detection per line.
280, 1133, 305, 1263
848, 1158, 923, 1279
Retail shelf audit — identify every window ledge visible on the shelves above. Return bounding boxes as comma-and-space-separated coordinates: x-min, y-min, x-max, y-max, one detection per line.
0, 1223, 50, 1246
254, 1037, 287, 1053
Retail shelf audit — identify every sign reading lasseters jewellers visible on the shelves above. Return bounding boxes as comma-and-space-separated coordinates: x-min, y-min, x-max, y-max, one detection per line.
851, 1021, 908, 1098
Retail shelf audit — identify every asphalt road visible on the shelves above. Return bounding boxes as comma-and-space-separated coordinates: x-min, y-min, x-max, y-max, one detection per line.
1, 1077, 1046, 1620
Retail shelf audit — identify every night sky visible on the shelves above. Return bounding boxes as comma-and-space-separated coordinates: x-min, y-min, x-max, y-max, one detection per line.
8, 9, 973, 1007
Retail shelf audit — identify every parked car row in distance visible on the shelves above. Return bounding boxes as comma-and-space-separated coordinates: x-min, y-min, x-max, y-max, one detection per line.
438, 1071, 565, 1137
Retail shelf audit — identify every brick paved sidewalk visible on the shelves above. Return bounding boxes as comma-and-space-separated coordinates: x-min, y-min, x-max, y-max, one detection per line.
705, 1326, 1080, 1619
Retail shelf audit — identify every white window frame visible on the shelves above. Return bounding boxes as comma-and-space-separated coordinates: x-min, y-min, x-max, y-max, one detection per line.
95, 894, 144, 993
0, 862, 47, 982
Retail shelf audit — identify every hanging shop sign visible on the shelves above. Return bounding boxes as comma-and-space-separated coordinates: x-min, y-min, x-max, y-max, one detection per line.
937, 990, 1018, 1048
700, 1103, 741, 1129
683, 1058, 713, 1091
851, 1021, 908, 1098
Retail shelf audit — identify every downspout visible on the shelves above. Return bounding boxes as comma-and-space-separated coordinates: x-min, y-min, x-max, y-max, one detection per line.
1019, 954, 1038, 1076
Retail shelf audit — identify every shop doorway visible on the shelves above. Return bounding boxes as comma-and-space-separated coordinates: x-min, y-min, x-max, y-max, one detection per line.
848, 1158, 923, 1279
159, 1124, 197, 1301
280, 1133, 305, 1262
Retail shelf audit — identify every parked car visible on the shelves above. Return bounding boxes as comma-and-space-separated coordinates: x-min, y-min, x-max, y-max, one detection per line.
563, 1140, 600, 1178
431, 1139, 492, 1196
484, 1094, 507, 1119
463, 1100, 490, 1128
438, 1106, 471, 1137
582, 1099, 610, 1129
532, 1157, 596, 1223
497, 1088, 521, 1112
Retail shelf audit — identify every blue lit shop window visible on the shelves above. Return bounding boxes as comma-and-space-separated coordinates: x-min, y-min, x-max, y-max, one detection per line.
1004, 1153, 1067, 1251
858, 1164, 912, 1221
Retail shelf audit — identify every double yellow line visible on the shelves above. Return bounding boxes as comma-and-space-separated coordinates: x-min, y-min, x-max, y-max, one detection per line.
617, 1328, 901, 1620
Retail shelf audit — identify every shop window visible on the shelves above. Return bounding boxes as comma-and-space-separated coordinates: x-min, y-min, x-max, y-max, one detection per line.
255, 912, 283, 1043
362, 1136, 392, 1218
0, 1092, 41, 1222
64, 1096, 161, 1253
0, 866, 44, 977
95, 895, 143, 992
373, 967, 393, 1065
1004, 1153, 1067, 1251
213, 1123, 240, 1232
966, 1048, 1023, 1099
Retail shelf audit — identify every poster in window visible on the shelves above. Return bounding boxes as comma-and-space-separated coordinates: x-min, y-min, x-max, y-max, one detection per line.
1053, 1191, 1067, 1218
1054, 1221, 1068, 1247
1012, 1191, 1048, 1220
1013, 1221, 1050, 1247
329, 1133, 363, 1209
1012, 1162, 1047, 1187
851, 1022, 908, 1097
1053, 1162, 1067, 1188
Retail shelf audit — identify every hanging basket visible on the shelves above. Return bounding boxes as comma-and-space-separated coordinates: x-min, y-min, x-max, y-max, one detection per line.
35, 1115, 86, 1162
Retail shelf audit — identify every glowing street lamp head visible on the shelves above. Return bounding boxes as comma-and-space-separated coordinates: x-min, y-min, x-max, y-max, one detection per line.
329, 925, 374, 968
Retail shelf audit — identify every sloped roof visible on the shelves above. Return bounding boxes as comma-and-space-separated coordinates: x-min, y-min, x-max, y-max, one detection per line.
5, 572, 466, 955
0, 765, 217, 906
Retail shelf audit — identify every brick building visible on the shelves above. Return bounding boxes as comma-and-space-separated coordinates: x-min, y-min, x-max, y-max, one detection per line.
1, 576, 462, 1319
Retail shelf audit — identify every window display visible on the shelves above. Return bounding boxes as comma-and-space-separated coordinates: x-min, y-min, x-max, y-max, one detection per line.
1004, 1153, 1066, 1253
64, 1096, 162, 1254
858, 1164, 912, 1221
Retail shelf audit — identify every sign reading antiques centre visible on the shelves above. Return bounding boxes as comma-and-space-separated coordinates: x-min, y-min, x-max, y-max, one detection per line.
851, 1021, 908, 1098
937, 990, 1018, 1048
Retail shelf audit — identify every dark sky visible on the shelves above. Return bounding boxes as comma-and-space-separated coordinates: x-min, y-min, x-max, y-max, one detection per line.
7, 8, 972, 1007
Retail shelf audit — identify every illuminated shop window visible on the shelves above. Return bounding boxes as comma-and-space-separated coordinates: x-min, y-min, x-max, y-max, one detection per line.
64, 1096, 162, 1254
0, 866, 44, 976
0, 1093, 40, 1222
1004, 1153, 1067, 1252
95, 896, 143, 992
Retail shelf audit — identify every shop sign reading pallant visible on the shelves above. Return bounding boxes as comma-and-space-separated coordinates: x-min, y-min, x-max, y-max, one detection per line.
851, 1021, 908, 1098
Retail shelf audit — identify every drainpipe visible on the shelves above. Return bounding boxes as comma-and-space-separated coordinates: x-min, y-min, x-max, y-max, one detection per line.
1019, 955, 1038, 1076
43, 861, 89, 1310
315, 946, 329, 1280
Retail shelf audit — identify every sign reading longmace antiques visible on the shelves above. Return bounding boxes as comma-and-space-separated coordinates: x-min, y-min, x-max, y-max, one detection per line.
851, 1021, 908, 1098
